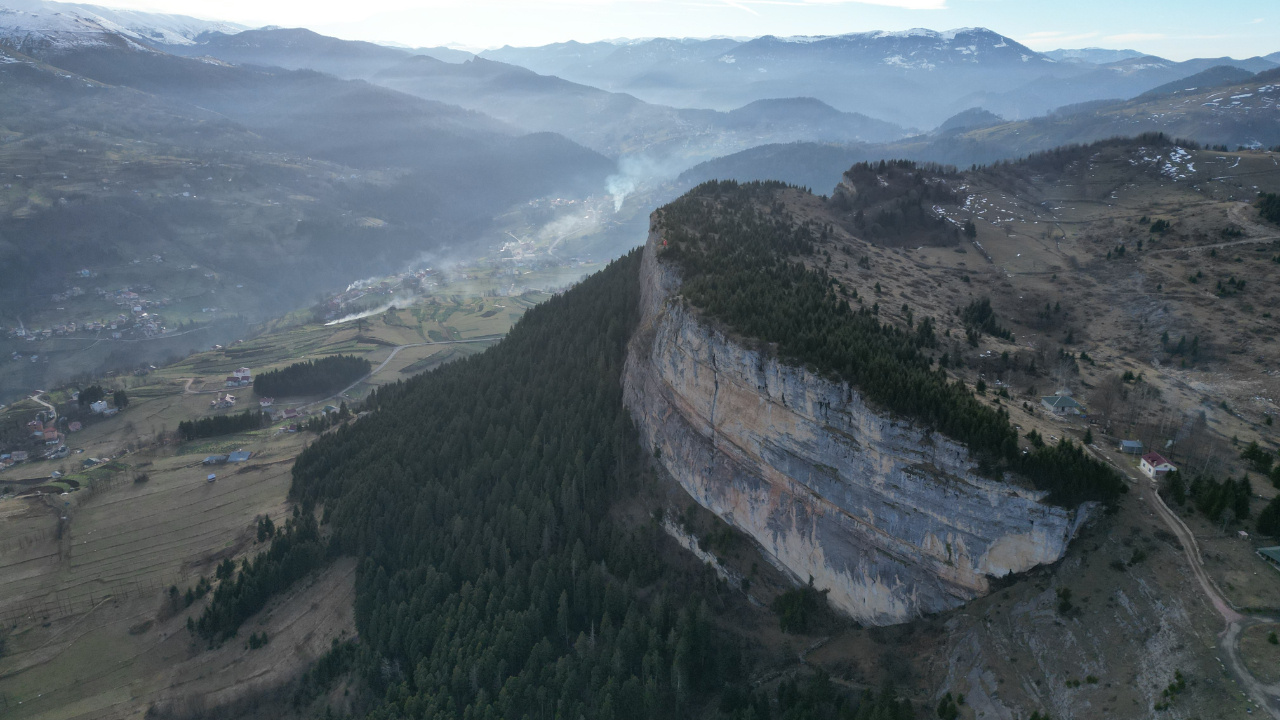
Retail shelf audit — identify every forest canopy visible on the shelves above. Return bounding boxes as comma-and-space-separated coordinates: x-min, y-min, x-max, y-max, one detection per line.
253, 355, 371, 397
248, 250, 913, 719
177, 409, 266, 441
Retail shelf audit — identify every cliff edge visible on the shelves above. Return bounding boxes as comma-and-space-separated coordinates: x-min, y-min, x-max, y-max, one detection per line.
622, 224, 1092, 625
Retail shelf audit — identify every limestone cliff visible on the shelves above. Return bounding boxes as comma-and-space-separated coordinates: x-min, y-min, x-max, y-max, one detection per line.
622, 225, 1092, 626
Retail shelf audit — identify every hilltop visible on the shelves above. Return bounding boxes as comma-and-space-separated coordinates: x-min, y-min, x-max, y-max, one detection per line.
681, 70, 1280, 191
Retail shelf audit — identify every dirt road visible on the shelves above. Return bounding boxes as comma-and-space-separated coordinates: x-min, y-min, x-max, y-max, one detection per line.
29, 391, 56, 422
1100, 448, 1280, 717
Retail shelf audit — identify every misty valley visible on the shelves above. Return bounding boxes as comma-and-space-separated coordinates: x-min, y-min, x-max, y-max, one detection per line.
1, 2, 1280, 719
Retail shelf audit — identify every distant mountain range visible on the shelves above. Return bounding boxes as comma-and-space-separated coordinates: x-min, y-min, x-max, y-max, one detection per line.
680, 65, 1280, 192
371, 54, 906, 157
1042, 47, 1146, 64
481, 29, 1280, 128
5, 3, 1277, 148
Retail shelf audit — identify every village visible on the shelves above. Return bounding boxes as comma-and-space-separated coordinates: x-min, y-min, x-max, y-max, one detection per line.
3, 271, 176, 347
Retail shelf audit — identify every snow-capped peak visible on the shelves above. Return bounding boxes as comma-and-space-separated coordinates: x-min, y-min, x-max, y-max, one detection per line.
0, 0, 243, 54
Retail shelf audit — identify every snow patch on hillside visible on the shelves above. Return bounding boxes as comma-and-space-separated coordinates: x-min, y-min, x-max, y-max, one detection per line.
0, 0, 243, 53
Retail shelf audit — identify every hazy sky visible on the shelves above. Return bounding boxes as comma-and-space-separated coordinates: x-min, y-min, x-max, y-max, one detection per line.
93, 0, 1279, 60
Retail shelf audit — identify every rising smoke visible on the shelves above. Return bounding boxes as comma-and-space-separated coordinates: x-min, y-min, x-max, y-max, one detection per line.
605, 154, 690, 212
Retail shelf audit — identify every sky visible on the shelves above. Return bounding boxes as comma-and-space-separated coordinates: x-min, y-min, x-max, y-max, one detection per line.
84, 0, 1280, 60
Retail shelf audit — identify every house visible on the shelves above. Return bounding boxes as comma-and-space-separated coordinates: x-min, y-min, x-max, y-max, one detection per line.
12, 451, 28, 462
90, 400, 109, 414
207, 473, 217, 482
203, 455, 229, 465
68, 421, 82, 432
282, 408, 299, 419
227, 451, 251, 463
42, 428, 58, 441
1259, 547, 1280, 572
1140, 452, 1177, 479
1119, 439, 1144, 455
228, 367, 252, 386
259, 397, 274, 408
1040, 395, 1083, 415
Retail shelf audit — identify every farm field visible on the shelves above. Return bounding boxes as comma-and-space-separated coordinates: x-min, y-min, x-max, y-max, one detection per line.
0, 287, 546, 717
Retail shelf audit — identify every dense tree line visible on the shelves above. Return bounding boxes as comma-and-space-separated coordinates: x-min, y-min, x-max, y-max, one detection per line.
253, 354, 371, 397
831, 161, 961, 246
659, 180, 1122, 506
771, 581, 830, 635
78, 385, 106, 407
960, 297, 1013, 341
1258, 496, 1280, 537
177, 409, 267, 441
1259, 192, 1280, 225
1162, 471, 1252, 525
217, 250, 898, 719
1240, 441, 1278, 481
193, 508, 330, 641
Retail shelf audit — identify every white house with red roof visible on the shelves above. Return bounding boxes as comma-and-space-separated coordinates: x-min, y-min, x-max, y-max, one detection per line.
1140, 452, 1176, 479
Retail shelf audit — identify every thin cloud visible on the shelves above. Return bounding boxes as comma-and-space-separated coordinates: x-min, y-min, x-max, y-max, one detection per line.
719, 0, 761, 14
1023, 30, 1099, 43
765, 0, 948, 8
1103, 32, 1165, 43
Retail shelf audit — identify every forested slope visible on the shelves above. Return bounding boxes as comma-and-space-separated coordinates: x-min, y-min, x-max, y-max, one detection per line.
264, 250, 911, 719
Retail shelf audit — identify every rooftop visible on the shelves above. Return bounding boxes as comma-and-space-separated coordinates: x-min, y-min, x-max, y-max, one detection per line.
1142, 452, 1172, 467
1259, 547, 1280, 564
1041, 395, 1082, 408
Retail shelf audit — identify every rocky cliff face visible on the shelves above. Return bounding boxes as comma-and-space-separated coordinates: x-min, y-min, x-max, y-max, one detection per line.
622, 226, 1092, 625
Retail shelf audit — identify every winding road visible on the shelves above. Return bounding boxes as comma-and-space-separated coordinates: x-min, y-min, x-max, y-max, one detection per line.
29, 392, 56, 422
1099, 447, 1280, 717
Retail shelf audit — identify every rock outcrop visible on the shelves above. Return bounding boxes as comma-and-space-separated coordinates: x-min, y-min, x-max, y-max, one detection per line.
622, 226, 1092, 625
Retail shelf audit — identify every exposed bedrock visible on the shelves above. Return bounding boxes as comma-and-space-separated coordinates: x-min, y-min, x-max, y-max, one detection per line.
622, 225, 1091, 625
